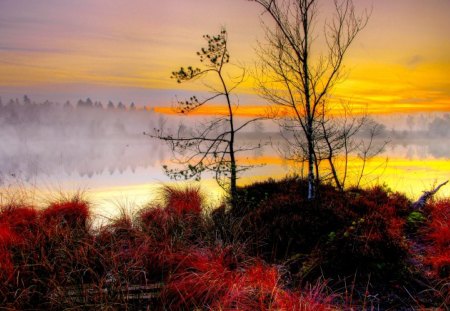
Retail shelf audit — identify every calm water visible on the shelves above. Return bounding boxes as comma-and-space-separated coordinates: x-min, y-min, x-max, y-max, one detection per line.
1, 109, 449, 219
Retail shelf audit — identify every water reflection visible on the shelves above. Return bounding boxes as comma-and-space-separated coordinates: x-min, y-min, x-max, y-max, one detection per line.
0, 138, 166, 183
0, 98, 449, 202
1, 133, 447, 188
385, 138, 450, 159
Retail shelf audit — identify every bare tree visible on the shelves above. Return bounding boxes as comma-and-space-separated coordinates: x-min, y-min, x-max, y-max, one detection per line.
147, 29, 264, 207
316, 103, 365, 190
316, 104, 388, 190
250, 0, 370, 199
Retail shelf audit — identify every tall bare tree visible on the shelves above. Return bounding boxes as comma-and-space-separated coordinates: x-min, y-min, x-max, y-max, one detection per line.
250, 0, 369, 199
147, 29, 264, 207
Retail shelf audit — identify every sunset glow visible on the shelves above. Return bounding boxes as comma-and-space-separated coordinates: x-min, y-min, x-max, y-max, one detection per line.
0, 0, 449, 203
0, 0, 449, 113
2, 2, 450, 308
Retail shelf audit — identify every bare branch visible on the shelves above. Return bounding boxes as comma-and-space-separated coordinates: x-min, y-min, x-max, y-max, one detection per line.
252, 0, 370, 198
412, 180, 449, 210
149, 28, 264, 206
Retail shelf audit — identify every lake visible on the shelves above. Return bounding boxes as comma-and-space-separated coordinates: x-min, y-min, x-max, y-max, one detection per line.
1, 105, 449, 220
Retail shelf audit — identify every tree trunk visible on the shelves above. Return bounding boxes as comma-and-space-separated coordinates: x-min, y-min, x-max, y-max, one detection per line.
222, 71, 237, 208
229, 134, 237, 208
328, 157, 342, 191
307, 123, 315, 200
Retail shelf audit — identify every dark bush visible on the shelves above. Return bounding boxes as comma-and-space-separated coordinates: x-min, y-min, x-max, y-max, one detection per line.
224, 180, 413, 284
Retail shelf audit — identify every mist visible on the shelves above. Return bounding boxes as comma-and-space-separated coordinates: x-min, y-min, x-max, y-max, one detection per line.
0, 96, 169, 186
0, 96, 449, 189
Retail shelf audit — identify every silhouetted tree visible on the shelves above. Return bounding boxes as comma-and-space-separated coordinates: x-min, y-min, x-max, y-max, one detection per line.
64, 101, 73, 109
77, 99, 85, 109
23, 95, 31, 105
85, 98, 93, 108
428, 114, 450, 137
94, 101, 104, 109
117, 101, 125, 110
251, 0, 369, 199
148, 29, 264, 207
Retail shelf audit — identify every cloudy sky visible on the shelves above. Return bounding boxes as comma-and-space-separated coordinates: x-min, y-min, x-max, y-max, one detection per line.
0, 0, 449, 113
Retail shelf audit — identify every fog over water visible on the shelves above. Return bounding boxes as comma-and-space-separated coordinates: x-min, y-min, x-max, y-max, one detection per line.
1, 97, 449, 212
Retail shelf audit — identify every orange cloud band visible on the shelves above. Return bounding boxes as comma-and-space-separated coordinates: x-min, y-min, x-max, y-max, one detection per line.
154, 101, 450, 118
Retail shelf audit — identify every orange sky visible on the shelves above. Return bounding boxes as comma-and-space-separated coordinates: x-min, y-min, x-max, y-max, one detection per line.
0, 0, 449, 115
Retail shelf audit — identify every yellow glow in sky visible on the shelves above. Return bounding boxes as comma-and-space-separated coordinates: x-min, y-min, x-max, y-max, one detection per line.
0, 0, 449, 115
154, 105, 271, 117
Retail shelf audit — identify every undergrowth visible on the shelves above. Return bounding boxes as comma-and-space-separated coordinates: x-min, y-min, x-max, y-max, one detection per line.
0, 179, 448, 310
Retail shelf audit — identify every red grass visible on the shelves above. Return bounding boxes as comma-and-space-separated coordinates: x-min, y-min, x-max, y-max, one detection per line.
163, 247, 333, 310
220, 262, 333, 311
3, 182, 444, 309
162, 186, 203, 215
346, 188, 409, 255
162, 246, 246, 309
428, 250, 450, 274
423, 199, 450, 277
140, 204, 169, 226
0, 227, 17, 281
139, 188, 205, 246
214, 261, 280, 310
274, 287, 334, 311
0, 206, 38, 282
41, 199, 90, 229
0, 247, 14, 281
0, 226, 20, 245
0, 206, 38, 229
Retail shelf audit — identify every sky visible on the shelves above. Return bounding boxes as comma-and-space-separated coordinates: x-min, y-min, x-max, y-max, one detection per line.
0, 0, 449, 114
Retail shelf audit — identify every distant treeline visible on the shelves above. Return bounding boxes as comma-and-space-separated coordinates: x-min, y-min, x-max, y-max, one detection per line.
0, 95, 149, 111
0, 96, 168, 182
0, 95, 162, 141
1, 95, 450, 148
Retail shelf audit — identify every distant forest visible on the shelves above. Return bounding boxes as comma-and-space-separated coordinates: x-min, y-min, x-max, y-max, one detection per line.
1, 96, 450, 141
0, 95, 161, 142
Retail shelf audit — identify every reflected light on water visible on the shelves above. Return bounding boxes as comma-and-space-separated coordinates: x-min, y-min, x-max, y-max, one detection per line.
362, 157, 450, 198
91, 156, 450, 218
1, 154, 448, 220
88, 180, 226, 221
1, 109, 449, 216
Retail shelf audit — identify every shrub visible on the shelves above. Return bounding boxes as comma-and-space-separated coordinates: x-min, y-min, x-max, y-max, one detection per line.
163, 246, 333, 311
224, 179, 414, 306
0, 205, 39, 242
322, 187, 411, 280
162, 245, 249, 309
0, 228, 16, 281
41, 199, 90, 230
162, 185, 203, 215
138, 186, 207, 247
229, 177, 347, 261
422, 199, 450, 278
0, 206, 39, 284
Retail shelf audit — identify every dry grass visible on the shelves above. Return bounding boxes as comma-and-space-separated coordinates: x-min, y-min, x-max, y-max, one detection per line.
0, 180, 448, 309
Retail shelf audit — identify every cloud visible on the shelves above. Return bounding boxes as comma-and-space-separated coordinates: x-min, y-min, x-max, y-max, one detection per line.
405, 54, 425, 68
0, 45, 72, 55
